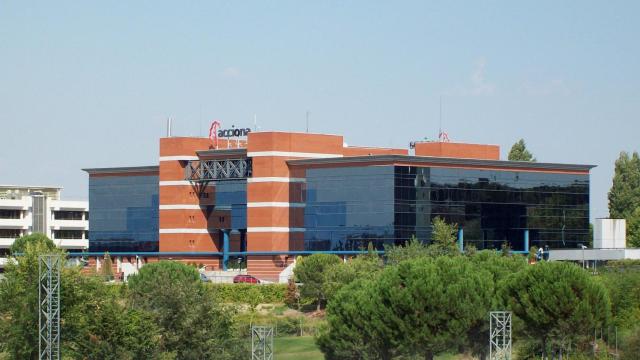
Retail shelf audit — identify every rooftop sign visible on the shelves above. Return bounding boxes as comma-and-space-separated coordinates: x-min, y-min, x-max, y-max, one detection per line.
209, 121, 251, 148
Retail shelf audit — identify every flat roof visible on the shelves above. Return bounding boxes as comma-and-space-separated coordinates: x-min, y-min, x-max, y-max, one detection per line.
288, 155, 595, 173
0, 185, 62, 190
83, 166, 159, 175
412, 140, 501, 147
196, 148, 247, 158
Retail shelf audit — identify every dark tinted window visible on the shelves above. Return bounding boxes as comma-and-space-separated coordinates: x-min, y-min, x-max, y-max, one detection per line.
214, 180, 247, 230
397, 166, 589, 250
304, 166, 396, 251
88, 175, 159, 252
303, 165, 589, 251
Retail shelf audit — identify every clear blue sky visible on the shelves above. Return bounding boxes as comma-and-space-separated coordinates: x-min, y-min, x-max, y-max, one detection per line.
1, 1, 639, 221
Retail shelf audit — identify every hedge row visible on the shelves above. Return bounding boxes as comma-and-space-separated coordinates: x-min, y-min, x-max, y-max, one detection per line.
209, 283, 288, 304
235, 313, 324, 337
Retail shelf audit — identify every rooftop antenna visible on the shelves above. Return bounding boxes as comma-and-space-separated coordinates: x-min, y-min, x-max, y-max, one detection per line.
306, 111, 310, 133
253, 114, 257, 131
439, 96, 442, 140
166, 117, 172, 137
438, 96, 450, 142
199, 106, 203, 137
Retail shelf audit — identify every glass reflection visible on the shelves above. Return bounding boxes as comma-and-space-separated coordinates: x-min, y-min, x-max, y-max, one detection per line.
303, 165, 589, 251
89, 175, 159, 252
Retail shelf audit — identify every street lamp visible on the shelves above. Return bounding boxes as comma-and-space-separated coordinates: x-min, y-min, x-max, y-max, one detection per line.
580, 244, 587, 269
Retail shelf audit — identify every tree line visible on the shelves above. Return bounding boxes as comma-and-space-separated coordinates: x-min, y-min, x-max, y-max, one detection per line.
294, 217, 639, 359
0, 234, 248, 360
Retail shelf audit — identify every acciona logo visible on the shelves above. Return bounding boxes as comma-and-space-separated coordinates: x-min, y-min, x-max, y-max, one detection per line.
218, 126, 251, 138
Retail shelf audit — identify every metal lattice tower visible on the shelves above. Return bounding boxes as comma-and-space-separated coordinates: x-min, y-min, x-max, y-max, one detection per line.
490, 311, 512, 360
39, 254, 61, 360
251, 325, 274, 360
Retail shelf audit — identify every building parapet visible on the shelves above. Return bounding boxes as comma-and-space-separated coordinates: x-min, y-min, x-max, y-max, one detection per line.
549, 248, 640, 261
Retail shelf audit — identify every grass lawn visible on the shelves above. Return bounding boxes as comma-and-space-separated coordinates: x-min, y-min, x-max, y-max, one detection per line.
275, 336, 324, 360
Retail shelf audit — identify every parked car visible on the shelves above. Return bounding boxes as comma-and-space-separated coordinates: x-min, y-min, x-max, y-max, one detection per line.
233, 274, 260, 284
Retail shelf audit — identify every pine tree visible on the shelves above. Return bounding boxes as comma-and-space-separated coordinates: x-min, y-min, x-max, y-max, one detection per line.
384, 235, 431, 264
626, 207, 640, 248
366, 241, 375, 256
609, 152, 640, 218
102, 252, 114, 281
501, 261, 610, 356
608, 151, 640, 246
508, 139, 536, 161
430, 216, 460, 256
284, 278, 298, 308
293, 254, 342, 310
318, 256, 494, 359
500, 241, 511, 256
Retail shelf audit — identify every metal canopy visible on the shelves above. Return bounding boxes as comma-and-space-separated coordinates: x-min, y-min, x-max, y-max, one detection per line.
185, 158, 252, 182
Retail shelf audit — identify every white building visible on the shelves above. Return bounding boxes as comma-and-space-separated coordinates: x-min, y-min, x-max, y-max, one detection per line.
0, 185, 89, 252
550, 218, 640, 262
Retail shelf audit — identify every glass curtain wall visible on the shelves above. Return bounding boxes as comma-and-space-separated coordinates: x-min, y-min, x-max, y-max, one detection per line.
395, 166, 589, 250
213, 180, 247, 230
303, 165, 589, 251
88, 175, 159, 252
304, 166, 396, 251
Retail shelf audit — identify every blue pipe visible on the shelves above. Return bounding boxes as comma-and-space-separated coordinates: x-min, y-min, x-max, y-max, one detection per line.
524, 229, 530, 254
65, 250, 385, 257
226, 250, 385, 256
66, 252, 223, 257
222, 230, 230, 271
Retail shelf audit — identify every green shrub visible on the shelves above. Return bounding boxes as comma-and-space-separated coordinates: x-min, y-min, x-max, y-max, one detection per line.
606, 259, 640, 269
276, 317, 299, 336
621, 326, 640, 360
233, 312, 323, 338
274, 304, 288, 315
598, 265, 640, 329
210, 283, 288, 304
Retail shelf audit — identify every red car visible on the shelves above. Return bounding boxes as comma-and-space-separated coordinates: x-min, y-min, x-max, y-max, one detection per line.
233, 274, 260, 284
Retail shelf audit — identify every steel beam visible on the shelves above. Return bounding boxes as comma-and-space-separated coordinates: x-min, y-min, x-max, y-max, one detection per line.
185, 158, 252, 182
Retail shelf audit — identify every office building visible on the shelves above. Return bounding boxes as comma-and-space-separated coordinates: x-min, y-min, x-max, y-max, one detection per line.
84, 130, 592, 280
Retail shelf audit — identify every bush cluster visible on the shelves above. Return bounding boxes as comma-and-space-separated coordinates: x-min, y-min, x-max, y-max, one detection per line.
209, 283, 287, 304
306, 243, 615, 360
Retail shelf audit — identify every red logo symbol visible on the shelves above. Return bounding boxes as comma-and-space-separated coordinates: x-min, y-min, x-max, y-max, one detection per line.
438, 130, 450, 143
209, 121, 221, 148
